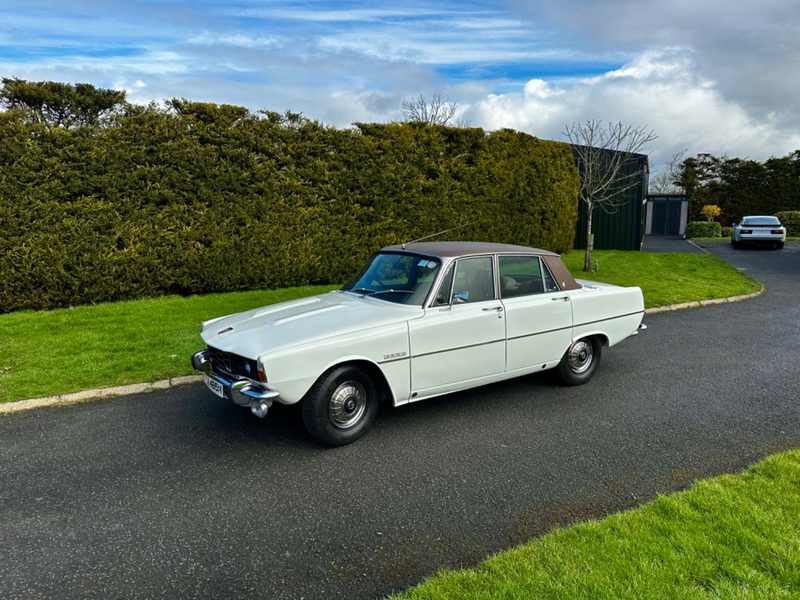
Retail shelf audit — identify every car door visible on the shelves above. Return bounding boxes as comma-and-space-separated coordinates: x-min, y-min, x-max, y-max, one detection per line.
408, 256, 506, 395
498, 255, 573, 372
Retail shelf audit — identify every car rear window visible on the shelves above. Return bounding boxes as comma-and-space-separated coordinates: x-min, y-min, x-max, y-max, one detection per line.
742, 217, 780, 226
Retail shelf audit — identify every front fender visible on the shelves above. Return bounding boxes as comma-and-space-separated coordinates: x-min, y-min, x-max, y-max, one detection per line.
259, 322, 411, 404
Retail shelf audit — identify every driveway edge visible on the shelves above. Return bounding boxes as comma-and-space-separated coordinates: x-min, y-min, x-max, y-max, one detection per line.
644, 287, 764, 314
0, 375, 204, 414
2, 287, 765, 414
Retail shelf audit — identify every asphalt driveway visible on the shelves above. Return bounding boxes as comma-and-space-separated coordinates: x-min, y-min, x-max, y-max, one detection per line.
1, 242, 798, 599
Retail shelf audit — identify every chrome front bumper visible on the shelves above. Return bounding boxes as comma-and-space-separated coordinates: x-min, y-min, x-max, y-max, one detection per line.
192, 350, 279, 417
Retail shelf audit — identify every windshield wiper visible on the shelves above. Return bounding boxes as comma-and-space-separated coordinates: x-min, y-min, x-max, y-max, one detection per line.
370, 289, 413, 296
348, 287, 413, 297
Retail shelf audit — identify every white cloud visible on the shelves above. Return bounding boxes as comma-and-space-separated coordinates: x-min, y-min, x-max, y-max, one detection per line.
2, 0, 799, 173
465, 47, 800, 170
501, 0, 800, 163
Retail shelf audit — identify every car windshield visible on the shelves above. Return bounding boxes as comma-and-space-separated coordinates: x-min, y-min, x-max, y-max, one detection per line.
341, 252, 441, 306
742, 217, 780, 226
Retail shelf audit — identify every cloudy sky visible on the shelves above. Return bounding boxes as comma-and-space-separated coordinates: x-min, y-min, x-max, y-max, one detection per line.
2, 0, 799, 173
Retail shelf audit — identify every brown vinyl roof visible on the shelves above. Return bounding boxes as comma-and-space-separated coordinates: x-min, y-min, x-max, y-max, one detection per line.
380, 241, 558, 258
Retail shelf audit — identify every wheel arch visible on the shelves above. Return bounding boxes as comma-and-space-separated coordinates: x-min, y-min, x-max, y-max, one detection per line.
573, 331, 609, 348
305, 358, 396, 405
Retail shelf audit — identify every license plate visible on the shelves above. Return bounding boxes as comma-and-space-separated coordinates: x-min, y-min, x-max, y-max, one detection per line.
204, 374, 225, 398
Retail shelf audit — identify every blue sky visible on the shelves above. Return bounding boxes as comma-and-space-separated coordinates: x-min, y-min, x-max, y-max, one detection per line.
2, 0, 800, 172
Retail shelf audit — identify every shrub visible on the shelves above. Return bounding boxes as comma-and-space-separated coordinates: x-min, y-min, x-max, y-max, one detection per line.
721, 226, 732, 238
700, 204, 721, 222
685, 221, 722, 238
775, 210, 800, 236
0, 110, 580, 312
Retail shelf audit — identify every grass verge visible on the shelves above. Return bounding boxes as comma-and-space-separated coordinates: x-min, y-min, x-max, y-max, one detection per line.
0, 251, 759, 403
395, 450, 800, 599
561, 250, 761, 308
0, 285, 337, 403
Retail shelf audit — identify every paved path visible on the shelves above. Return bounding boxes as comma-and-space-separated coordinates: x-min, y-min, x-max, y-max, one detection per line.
641, 234, 707, 253
1, 243, 798, 599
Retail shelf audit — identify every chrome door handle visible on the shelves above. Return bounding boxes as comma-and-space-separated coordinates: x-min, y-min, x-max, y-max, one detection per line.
551, 296, 569, 302
482, 306, 504, 312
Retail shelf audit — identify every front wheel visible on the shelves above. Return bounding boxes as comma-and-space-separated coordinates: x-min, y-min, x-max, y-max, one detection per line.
556, 338, 601, 386
302, 365, 378, 446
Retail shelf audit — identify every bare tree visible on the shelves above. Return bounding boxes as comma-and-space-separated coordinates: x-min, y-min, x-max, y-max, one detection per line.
650, 149, 688, 193
649, 170, 676, 194
402, 92, 458, 125
667, 148, 688, 192
564, 120, 657, 271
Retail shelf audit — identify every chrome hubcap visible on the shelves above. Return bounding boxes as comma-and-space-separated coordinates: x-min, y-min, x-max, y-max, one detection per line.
329, 381, 367, 429
568, 340, 593, 374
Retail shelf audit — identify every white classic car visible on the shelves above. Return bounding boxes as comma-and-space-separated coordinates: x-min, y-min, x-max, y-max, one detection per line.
192, 242, 646, 446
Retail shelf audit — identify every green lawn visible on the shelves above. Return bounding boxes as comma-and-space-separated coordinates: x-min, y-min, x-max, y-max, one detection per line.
0, 285, 336, 403
0, 251, 760, 404
561, 250, 761, 308
396, 450, 800, 599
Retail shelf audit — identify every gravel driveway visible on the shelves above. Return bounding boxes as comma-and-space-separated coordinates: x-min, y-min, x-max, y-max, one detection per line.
1, 241, 798, 599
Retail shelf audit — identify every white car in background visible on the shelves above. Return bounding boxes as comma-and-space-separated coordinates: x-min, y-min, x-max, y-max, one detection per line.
192, 242, 646, 446
731, 215, 786, 249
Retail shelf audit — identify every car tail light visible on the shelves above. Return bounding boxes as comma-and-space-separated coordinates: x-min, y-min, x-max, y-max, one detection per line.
741, 229, 752, 234
257, 357, 267, 382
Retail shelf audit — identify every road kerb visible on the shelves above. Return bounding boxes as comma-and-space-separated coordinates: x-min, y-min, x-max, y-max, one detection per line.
644, 288, 763, 315
0, 375, 204, 414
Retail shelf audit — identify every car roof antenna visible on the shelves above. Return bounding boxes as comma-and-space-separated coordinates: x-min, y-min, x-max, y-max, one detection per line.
401, 222, 475, 250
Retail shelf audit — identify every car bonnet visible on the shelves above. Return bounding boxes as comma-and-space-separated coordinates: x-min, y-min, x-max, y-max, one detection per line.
200, 292, 419, 358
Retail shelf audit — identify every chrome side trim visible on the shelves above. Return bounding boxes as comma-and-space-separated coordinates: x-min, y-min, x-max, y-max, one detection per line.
411, 338, 506, 360
573, 309, 645, 329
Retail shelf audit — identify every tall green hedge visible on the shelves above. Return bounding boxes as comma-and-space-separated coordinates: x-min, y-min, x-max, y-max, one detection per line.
775, 211, 800, 236
0, 103, 579, 313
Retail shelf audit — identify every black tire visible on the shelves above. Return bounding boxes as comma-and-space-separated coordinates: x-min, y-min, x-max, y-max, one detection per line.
556, 337, 601, 386
302, 365, 378, 446
731, 238, 740, 249
776, 242, 784, 249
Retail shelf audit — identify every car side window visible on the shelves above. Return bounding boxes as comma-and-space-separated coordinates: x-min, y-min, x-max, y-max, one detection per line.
498, 255, 546, 298
431, 263, 455, 307
542, 262, 560, 292
451, 256, 495, 303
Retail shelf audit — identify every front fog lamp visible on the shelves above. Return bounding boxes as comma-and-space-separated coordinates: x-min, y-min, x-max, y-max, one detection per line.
257, 357, 267, 383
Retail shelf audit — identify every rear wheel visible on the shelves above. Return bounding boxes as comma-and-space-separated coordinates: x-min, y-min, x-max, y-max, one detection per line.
302, 365, 378, 446
776, 242, 784, 249
556, 337, 601, 386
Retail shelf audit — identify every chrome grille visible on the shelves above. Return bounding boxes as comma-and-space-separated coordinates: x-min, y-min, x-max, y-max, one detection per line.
207, 346, 258, 379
